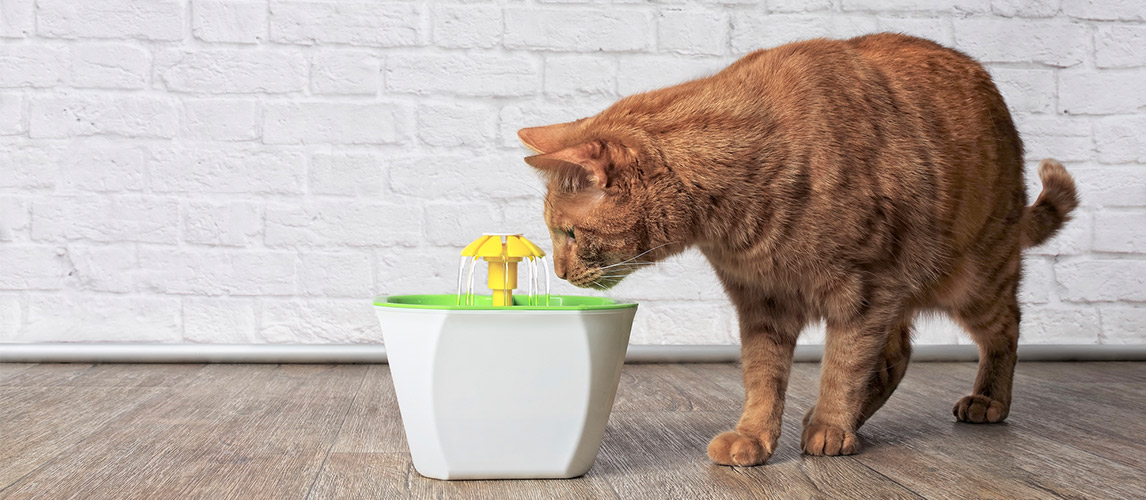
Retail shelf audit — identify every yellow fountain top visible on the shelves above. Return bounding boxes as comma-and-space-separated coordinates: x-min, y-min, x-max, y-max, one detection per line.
460, 233, 546, 307
461, 233, 546, 260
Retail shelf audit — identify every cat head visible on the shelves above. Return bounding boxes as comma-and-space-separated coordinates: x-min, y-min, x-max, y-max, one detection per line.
518, 118, 692, 289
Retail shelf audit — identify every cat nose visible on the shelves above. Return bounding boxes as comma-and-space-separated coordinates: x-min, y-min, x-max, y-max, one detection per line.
554, 260, 567, 280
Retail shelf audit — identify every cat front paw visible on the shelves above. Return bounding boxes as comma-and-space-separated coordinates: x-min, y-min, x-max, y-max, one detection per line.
707, 431, 773, 466
953, 395, 1008, 423
800, 423, 859, 456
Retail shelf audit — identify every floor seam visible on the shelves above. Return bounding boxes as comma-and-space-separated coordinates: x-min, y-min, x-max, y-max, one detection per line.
303, 364, 370, 500
0, 380, 184, 494
850, 457, 928, 499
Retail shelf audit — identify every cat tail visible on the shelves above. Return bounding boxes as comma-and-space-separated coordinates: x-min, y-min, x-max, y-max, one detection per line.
1021, 158, 1079, 248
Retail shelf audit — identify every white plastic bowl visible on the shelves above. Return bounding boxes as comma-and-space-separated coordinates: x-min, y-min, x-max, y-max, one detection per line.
375, 294, 638, 480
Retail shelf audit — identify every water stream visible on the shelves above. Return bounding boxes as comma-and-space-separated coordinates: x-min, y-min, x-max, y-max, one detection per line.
540, 256, 551, 306
464, 256, 479, 306
455, 256, 469, 306
454, 253, 551, 307
528, 257, 537, 305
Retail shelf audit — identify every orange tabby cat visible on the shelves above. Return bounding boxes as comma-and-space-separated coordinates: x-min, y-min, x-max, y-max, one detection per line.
517, 33, 1079, 465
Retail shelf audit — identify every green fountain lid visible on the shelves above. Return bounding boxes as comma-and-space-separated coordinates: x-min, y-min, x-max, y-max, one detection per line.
374, 294, 637, 311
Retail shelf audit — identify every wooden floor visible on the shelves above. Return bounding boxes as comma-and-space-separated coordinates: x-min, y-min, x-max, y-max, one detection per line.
1, 362, 1143, 500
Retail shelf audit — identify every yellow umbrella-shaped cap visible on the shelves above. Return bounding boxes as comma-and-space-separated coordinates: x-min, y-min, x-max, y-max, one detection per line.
514, 235, 546, 258
460, 234, 506, 258
460, 235, 492, 257
461, 233, 546, 259
506, 235, 540, 259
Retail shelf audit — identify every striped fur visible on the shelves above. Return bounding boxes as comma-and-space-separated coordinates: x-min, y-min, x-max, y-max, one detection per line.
518, 33, 1078, 466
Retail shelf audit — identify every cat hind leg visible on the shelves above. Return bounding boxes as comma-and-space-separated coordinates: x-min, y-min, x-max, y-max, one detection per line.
801, 318, 911, 430
801, 300, 906, 456
857, 317, 913, 427
950, 281, 1020, 424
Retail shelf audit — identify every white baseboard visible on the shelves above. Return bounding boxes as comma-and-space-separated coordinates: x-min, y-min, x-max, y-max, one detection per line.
1, 343, 1144, 364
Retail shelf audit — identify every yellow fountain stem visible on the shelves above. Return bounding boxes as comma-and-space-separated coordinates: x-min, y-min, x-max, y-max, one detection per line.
460, 233, 546, 307
486, 256, 521, 306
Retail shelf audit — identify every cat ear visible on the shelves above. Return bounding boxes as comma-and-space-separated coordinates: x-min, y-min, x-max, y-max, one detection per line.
524, 142, 609, 191
518, 122, 577, 154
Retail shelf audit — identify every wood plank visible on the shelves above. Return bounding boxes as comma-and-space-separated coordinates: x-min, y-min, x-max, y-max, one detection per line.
596, 410, 923, 500
612, 364, 741, 413
852, 363, 1146, 499
0, 364, 207, 490
0, 364, 368, 500
712, 361, 1146, 498
1019, 361, 1146, 384
3, 362, 1145, 499
311, 451, 620, 500
0, 363, 97, 387
927, 361, 1146, 470
0, 362, 206, 387
1008, 364, 1146, 470
682, 362, 746, 398
611, 364, 696, 413
404, 460, 618, 500
0, 364, 38, 382
854, 385, 1072, 498
654, 364, 747, 411
331, 365, 407, 453
681, 362, 823, 408
600, 363, 922, 500
0, 385, 165, 490
306, 453, 413, 500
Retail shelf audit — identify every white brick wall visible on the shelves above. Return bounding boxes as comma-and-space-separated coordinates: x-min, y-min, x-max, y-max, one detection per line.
1, 0, 1143, 346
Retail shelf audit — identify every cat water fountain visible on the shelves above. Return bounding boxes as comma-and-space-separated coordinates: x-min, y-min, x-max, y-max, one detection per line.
374, 233, 638, 480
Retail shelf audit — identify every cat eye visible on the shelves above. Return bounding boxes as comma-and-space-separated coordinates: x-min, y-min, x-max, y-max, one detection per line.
564, 228, 575, 240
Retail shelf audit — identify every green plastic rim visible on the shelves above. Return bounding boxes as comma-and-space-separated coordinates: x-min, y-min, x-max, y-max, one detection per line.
373, 294, 637, 311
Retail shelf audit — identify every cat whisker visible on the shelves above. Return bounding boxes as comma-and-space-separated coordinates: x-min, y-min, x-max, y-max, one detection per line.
606, 261, 658, 268
600, 242, 679, 270
594, 267, 650, 277
583, 272, 628, 290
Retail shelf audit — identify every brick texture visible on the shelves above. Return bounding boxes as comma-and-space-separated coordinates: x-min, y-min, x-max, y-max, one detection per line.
36, 0, 184, 41
0, 2, 1142, 346
0, 0, 34, 38
193, 0, 267, 44
155, 49, 308, 94
70, 44, 149, 89
504, 8, 652, 52
269, 1, 421, 47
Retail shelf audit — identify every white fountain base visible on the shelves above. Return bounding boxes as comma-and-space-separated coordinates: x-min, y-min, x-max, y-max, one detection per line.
376, 304, 636, 480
